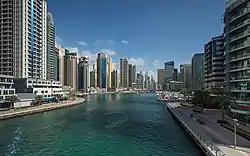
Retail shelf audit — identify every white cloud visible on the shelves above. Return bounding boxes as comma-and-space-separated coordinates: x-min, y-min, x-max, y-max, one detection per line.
121, 40, 128, 44
80, 50, 97, 61
128, 57, 145, 66
55, 36, 63, 47
100, 49, 117, 56
77, 41, 88, 46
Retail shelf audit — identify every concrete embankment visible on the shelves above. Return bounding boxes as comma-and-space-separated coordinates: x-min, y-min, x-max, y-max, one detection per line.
166, 104, 222, 156
0, 98, 85, 121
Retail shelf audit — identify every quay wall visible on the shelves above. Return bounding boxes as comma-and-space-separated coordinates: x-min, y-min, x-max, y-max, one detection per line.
0, 99, 85, 121
166, 105, 224, 156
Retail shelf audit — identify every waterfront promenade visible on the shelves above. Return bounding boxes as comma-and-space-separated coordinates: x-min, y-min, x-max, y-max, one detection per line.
167, 103, 250, 156
0, 98, 85, 120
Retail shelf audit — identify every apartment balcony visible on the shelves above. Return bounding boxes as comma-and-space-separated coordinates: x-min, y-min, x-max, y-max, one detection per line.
230, 65, 250, 72
212, 56, 224, 61
229, 42, 249, 53
212, 66, 224, 70
212, 76, 225, 81
230, 76, 250, 82
229, 30, 250, 43
229, 20, 250, 33
229, 8, 250, 24
231, 88, 250, 93
230, 53, 250, 62
212, 61, 223, 66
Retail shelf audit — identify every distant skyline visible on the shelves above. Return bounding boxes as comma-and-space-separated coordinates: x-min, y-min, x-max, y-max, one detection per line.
48, 0, 225, 77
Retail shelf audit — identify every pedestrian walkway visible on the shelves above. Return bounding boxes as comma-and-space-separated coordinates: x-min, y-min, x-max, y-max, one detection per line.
168, 103, 250, 156
0, 98, 85, 120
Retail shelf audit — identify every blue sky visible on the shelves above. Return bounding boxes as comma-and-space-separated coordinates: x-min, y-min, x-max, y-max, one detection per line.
48, 0, 224, 78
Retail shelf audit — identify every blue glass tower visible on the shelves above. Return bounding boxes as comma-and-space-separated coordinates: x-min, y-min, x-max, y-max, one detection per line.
97, 53, 107, 89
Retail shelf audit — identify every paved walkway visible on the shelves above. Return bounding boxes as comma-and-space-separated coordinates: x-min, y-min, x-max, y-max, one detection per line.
0, 98, 85, 120
168, 103, 250, 156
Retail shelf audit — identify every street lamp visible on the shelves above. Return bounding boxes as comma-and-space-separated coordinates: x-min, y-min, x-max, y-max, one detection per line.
233, 118, 238, 149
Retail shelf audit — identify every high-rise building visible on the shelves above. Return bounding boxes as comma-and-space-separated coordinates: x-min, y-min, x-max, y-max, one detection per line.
0, 0, 47, 78
144, 71, 149, 90
204, 35, 224, 89
192, 53, 205, 90
120, 58, 129, 88
46, 12, 58, 80
78, 56, 89, 92
136, 71, 144, 89
64, 52, 78, 90
111, 70, 118, 88
224, 0, 250, 110
180, 64, 192, 89
106, 57, 113, 88
157, 69, 165, 90
164, 61, 174, 82
117, 70, 120, 88
57, 47, 65, 85
90, 71, 96, 88
97, 53, 107, 89
173, 68, 178, 81
180, 64, 190, 82
128, 64, 133, 88
132, 65, 136, 83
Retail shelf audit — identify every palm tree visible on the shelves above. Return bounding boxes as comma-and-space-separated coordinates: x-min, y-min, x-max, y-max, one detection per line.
6, 95, 19, 108
36, 95, 44, 105
68, 89, 76, 100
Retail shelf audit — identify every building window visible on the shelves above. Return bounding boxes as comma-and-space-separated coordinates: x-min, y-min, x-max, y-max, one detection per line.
3, 91, 8, 95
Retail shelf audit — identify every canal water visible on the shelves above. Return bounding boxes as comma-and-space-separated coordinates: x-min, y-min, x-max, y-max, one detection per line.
0, 93, 202, 156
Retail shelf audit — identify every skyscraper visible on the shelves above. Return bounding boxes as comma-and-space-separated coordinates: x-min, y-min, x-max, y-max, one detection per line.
164, 61, 174, 82
180, 64, 192, 89
224, 0, 250, 110
132, 65, 136, 83
136, 71, 144, 90
47, 12, 58, 80
204, 35, 224, 89
90, 71, 96, 88
111, 70, 118, 88
64, 52, 78, 90
120, 58, 129, 88
106, 57, 113, 88
128, 64, 133, 88
144, 71, 149, 90
97, 53, 107, 89
57, 47, 65, 85
192, 53, 204, 90
157, 69, 165, 90
173, 68, 178, 81
180, 64, 190, 82
0, 0, 47, 78
78, 56, 89, 92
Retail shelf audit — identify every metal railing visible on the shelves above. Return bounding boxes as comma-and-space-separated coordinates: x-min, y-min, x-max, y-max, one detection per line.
171, 107, 227, 156
188, 123, 226, 156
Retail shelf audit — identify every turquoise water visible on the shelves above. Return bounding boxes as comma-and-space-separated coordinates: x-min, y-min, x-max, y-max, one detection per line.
0, 93, 203, 156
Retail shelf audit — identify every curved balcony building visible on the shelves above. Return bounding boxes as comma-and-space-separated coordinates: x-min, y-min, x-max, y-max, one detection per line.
224, 0, 250, 111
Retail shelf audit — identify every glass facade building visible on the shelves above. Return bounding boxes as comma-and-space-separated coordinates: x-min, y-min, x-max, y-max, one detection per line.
97, 53, 107, 89
192, 53, 204, 90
